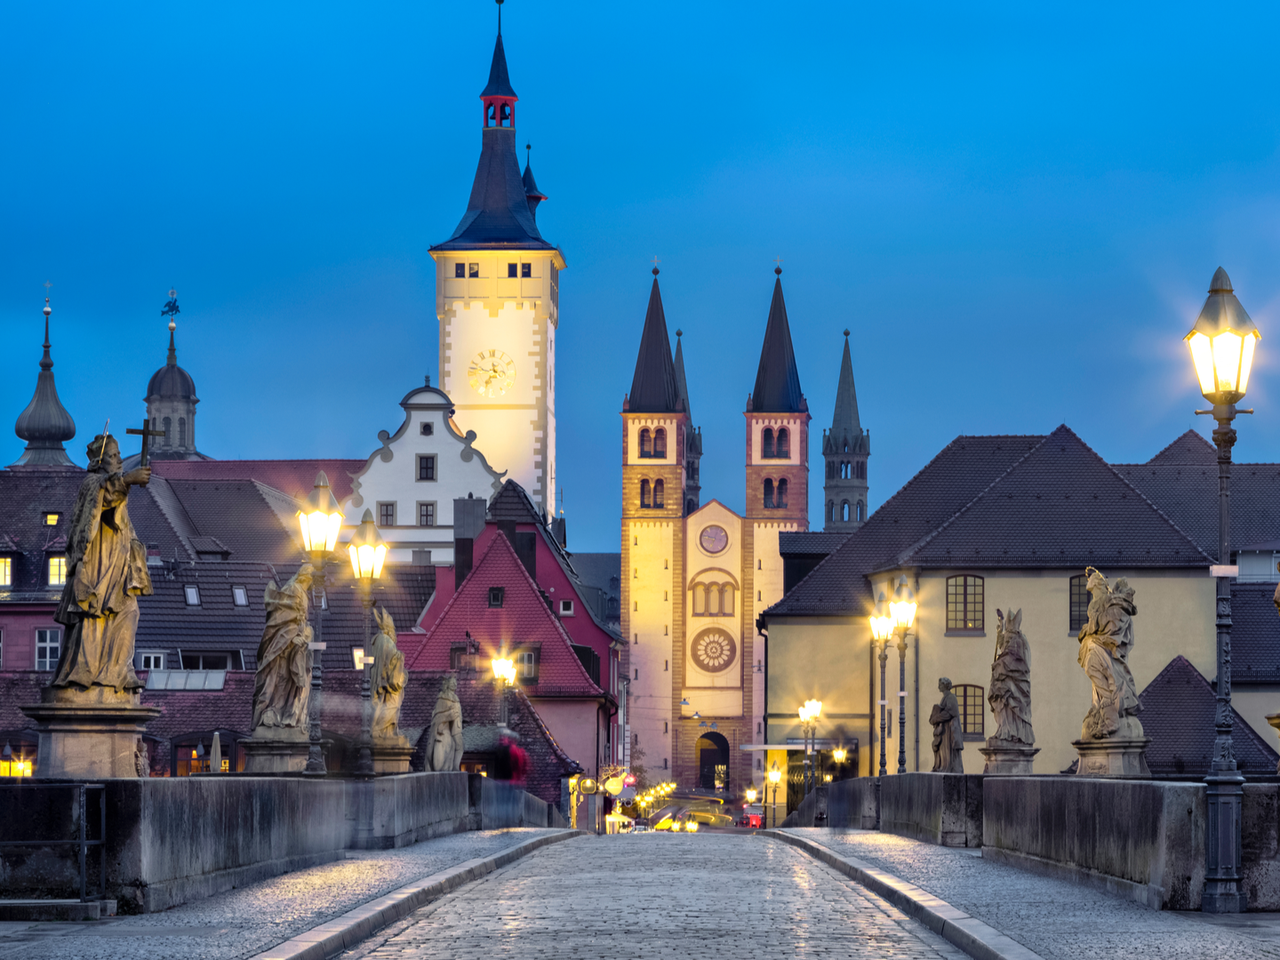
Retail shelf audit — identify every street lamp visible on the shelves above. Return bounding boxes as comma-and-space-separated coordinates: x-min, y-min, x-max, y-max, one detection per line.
492, 655, 516, 727
297, 471, 344, 776
767, 764, 782, 828
890, 576, 917, 775
1186, 267, 1259, 914
799, 700, 822, 793
349, 509, 388, 778
832, 746, 847, 782
869, 608, 894, 777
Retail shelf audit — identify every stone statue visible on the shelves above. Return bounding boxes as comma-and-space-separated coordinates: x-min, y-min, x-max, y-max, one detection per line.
988, 609, 1034, 745
251, 565, 314, 734
52, 434, 153, 692
427, 676, 465, 772
1076, 568, 1142, 740
929, 677, 964, 773
369, 607, 407, 742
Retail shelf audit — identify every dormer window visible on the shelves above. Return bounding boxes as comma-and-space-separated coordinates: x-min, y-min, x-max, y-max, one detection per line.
184, 585, 201, 606
0, 558, 9, 587
489, 587, 505, 608
43, 512, 59, 526
232, 586, 249, 607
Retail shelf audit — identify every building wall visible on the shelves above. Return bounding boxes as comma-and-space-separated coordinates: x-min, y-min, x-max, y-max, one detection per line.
433, 250, 561, 516
625, 519, 678, 777
0, 609, 59, 673
532, 697, 604, 778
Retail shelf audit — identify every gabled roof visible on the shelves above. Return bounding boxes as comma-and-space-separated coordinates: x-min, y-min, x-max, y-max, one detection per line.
1139, 655, 1278, 777
408, 531, 604, 698
887, 425, 1211, 571
749, 274, 806, 414
829, 333, 861, 435
626, 274, 681, 414
151, 459, 364, 503
1147, 429, 1216, 465
778, 531, 850, 557
766, 434, 1045, 617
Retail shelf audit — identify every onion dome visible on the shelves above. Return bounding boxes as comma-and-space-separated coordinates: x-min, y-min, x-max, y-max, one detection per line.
146, 321, 198, 401
12, 298, 77, 468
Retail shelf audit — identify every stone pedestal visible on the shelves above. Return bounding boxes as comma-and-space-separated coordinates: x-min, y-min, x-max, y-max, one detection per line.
1073, 737, 1152, 777
21, 686, 161, 779
240, 727, 312, 773
979, 740, 1039, 775
1267, 715, 1280, 774
371, 738, 414, 775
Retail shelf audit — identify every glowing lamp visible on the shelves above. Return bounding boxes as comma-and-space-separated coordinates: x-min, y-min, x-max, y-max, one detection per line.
804, 699, 822, 721
890, 577, 917, 631
298, 472, 344, 554
686, 821, 699, 833
870, 614, 894, 643
492, 656, 516, 685
833, 747, 847, 764
348, 509, 387, 581
1185, 267, 1260, 407
768, 765, 782, 785
745, 787, 758, 804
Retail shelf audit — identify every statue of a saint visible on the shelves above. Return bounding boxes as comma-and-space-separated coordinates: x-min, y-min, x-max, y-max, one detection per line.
427, 676, 465, 772
988, 609, 1034, 745
369, 607, 407, 742
52, 435, 153, 692
929, 677, 964, 773
251, 565, 314, 734
1076, 568, 1141, 740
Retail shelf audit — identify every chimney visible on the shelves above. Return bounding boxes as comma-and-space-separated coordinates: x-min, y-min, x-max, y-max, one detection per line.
453, 496, 487, 588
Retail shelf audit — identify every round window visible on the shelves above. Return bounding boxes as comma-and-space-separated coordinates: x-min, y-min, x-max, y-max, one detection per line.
691, 628, 737, 673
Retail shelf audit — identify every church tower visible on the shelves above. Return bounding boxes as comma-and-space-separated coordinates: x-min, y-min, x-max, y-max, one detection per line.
144, 316, 206, 461
11, 298, 77, 469
429, 16, 566, 519
822, 330, 870, 531
621, 269, 688, 780
673, 330, 702, 515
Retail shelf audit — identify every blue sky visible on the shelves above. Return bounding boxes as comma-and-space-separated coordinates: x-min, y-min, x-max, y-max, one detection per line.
3, 2, 1280, 552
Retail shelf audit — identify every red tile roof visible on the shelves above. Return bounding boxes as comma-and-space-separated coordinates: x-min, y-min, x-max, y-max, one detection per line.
152, 459, 365, 503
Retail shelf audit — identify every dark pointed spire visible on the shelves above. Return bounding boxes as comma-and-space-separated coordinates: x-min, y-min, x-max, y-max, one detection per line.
627, 269, 681, 413
749, 267, 806, 413
522, 143, 546, 221
830, 329, 860, 434
481, 30, 517, 100
12, 298, 77, 468
673, 328, 692, 422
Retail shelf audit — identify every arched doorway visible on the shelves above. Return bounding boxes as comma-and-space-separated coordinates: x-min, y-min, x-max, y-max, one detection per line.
696, 732, 730, 792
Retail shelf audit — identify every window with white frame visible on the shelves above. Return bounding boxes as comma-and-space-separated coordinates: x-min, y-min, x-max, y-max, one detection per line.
35, 629, 60, 671
139, 652, 165, 670
517, 650, 538, 681
48, 556, 67, 586
184, 584, 201, 606
559, 599, 575, 616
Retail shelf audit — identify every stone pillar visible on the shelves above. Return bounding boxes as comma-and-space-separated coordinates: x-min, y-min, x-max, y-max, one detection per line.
22, 686, 161, 779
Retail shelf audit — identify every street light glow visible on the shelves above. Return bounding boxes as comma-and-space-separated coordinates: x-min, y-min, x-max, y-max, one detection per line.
348, 508, 388, 580
297, 471, 344, 553
1185, 267, 1260, 406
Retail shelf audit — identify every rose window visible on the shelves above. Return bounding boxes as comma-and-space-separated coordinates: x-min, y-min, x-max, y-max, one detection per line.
692, 629, 736, 673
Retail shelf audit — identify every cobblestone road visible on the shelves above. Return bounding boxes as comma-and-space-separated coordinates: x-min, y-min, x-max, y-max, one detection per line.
343, 833, 967, 960
793, 828, 1280, 960
0, 829, 558, 960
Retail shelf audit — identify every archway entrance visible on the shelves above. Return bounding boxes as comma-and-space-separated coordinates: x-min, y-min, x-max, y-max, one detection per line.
696, 732, 730, 792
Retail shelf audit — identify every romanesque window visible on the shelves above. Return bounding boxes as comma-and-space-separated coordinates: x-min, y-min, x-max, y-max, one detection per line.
841, 501, 850, 522
946, 575, 984, 632
639, 429, 652, 457
855, 501, 864, 522
653, 479, 665, 509
763, 479, 775, 508
162, 416, 172, 447
692, 580, 736, 617
761, 428, 775, 459
1069, 574, 1090, 632
776, 478, 789, 508
640, 479, 651, 508
776, 428, 789, 458
653, 428, 667, 458
955, 684, 985, 738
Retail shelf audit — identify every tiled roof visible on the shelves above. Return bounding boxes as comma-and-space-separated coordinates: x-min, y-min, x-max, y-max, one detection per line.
1147, 429, 1216, 465
1139, 655, 1278, 777
0, 467, 87, 593
409, 532, 603, 698
155, 479, 304, 565
151, 460, 364, 503
1230, 582, 1280, 682
779, 532, 850, 557
890, 426, 1211, 571
766, 434, 1046, 617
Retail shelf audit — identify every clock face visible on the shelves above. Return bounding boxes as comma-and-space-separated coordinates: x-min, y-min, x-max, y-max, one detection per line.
468, 349, 517, 397
699, 525, 728, 554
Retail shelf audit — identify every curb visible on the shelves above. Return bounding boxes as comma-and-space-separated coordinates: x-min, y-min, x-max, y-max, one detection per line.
763, 830, 1046, 960
252, 829, 584, 960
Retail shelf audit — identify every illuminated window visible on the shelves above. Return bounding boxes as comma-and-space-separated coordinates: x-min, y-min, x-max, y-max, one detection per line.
184, 585, 201, 606
488, 587, 505, 608
44, 512, 59, 526
521, 262, 532, 278
0, 557, 10, 587
232, 586, 249, 607
47, 556, 67, 586
955, 684, 985, 738
0, 741, 34, 778
946, 575, 984, 632
35, 629, 60, 671
468, 263, 479, 278
1069, 574, 1090, 633
455, 262, 465, 278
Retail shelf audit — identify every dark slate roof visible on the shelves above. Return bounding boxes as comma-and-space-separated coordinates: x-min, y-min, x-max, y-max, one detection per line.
143, 479, 304, 565
12, 305, 76, 468
749, 274, 806, 413
889, 425, 1211, 572
829, 333, 861, 434
673, 330, 692, 423
778, 531, 850, 557
480, 33, 517, 99
1231, 582, 1280, 683
146, 328, 197, 401
0, 467, 85, 597
1148, 429, 1216, 465
627, 275, 681, 413
1140, 655, 1278, 777
432, 127, 551, 251
521, 157, 545, 201
151, 459, 365, 503
766, 434, 1046, 616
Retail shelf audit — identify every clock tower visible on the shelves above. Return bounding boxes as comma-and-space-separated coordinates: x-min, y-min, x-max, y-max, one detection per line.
429, 22, 566, 518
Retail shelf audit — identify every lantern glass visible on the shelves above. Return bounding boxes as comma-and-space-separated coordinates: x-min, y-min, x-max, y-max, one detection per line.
352, 646, 365, 670
890, 600, 917, 630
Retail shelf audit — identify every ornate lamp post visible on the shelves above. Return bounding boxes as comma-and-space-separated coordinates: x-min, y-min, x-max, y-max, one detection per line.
297, 471, 344, 776
767, 764, 782, 827
492, 655, 516, 728
869, 610, 895, 777
348, 509, 387, 778
832, 746, 847, 782
889, 577, 918, 775
798, 700, 822, 793
1185, 267, 1259, 914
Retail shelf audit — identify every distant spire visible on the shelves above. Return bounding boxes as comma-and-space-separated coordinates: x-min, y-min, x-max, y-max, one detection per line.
522, 142, 547, 220
830, 329, 861, 434
749, 268, 806, 413
673, 328, 692, 422
12, 297, 77, 468
627, 270, 680, 413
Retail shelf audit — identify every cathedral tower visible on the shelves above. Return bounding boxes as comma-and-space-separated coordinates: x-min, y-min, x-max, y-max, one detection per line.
429, 20, 566, 518
621, 269, 688, 780
822, 330, 869, 531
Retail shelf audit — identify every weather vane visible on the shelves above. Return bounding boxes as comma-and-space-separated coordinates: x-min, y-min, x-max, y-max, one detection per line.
161, 288, 180, 319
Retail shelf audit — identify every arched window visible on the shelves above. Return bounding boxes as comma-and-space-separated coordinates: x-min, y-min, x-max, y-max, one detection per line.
653, 428, 667, 458
827, 500, 835, 522
841, 501, 850, 522
639, 429, 652, 458
653, 479, 665, 508
162, 416, 172, 447
761, 428, 775, 459
721, 584, 735, 617
858, 461, 866, 480
685, 499, 696, 515
946, 575, 985, 632
763, 479, 775, 508
706, 583, 721, 616
1069, 574, 1090, 632
776, 428, 789, 458
178, 417, 186, 448
954, 685, 985, 737
776, 478, 789, 508
693, 583, 706, 616
843, 462, 851, 479
855, 501, 864, 521
640, 479, 651, 508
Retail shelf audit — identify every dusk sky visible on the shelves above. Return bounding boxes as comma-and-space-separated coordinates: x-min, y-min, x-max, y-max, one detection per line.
3, 2, 1280, 552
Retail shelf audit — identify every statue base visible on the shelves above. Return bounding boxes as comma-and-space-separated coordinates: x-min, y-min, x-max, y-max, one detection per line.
241, 727, 313, 773
21, 686, 161, 779
979, 740, 1039, 775
1072, 736, 1152, 777
371, 738, 414, 775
